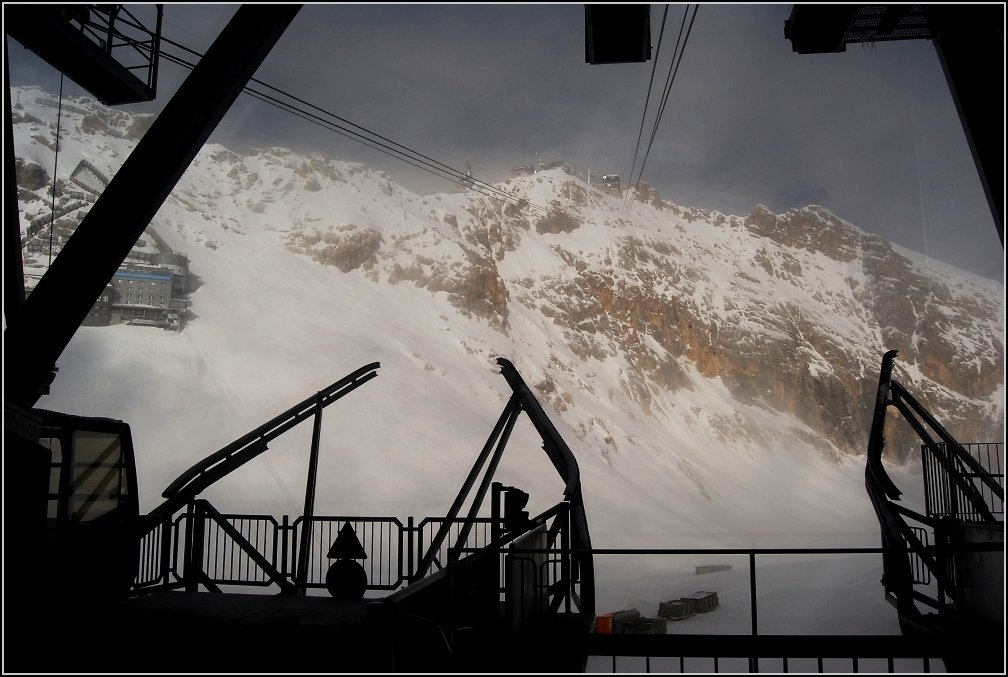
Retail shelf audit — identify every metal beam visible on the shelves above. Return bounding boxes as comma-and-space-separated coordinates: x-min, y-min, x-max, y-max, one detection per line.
4, 37, 26, 315
450, 404, 521, 561
414, 395, 520, 582
5, 5, 161, 105
198, 499, 295, 594
296, 395, 324, 593
3, 5, 301, 407
149, 363, 378, 525
785, 5, 1004, 246
585, 5, 652, 64
928, 5, 1004, 245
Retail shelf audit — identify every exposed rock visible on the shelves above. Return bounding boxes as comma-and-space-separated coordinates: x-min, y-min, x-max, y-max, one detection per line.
16, 159, 49, 191
79, 113, 110, 135
286, 227, 383, 273
126, 114, 155, 140
535, 209, 580, 234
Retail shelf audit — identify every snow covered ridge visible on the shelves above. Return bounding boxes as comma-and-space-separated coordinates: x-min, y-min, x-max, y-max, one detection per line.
14, 86, 1004, 534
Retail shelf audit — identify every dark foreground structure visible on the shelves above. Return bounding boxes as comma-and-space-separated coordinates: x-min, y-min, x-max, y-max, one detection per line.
8, 353, 1002, 673
864, 351, 1003, 673
7, 358, 596, 672
4, 4, 1004, 673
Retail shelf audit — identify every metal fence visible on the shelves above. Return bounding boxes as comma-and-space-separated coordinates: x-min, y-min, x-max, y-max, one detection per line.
132, 509, 504, 595
193, 514, 282, 587
135, 518, 170, 589
133, 519, 970, 671
583, 636, 944, 673
415, 516, 497, 578
448, 546, 951, 673
291, 516, 404, 590
922, 441, 1004, 520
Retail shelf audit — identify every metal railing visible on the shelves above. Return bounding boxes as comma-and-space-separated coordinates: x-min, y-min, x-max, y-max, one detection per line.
415, 516, 497, 579
864, 350, 1004, 651
922, 441, 1004, 521
906, 525, 931, 586
132, 508, 505, 595
135, 518, 171, 590
190, 513, 282, 587
291, 516, 405, 590
134, 516, 983, 672
445, 545, 957, 673
583, 635, 944, 673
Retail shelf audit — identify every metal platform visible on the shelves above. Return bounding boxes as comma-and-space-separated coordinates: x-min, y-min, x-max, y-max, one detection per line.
5, 5, 162, 105
12, 592, 386, 673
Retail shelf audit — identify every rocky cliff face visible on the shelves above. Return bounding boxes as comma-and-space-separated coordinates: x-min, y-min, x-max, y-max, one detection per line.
15, 86, 1004, 468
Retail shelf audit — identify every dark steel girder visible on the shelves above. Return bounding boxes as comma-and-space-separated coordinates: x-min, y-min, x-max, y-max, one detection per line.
929, 5, 1004, 245
785, 4, 1004, 246
4, 37, 26, 315
4, 4, 301, 407
6, 5, 161, 105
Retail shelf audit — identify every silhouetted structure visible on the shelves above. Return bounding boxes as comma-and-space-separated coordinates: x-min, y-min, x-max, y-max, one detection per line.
372, 357, 595, 672
5, 6, 1004, 674
81, 282, 115, 326
7, 356, 597, 672
584, 5, 652, 64
5, 5, 162, 105
4, 5, 301, 405
865, 350, 1004, 672
326, 522, 369, 599
785, 4, 1003, 244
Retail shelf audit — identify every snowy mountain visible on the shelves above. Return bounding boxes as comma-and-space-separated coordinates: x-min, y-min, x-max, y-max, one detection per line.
12, 85, 1005, 547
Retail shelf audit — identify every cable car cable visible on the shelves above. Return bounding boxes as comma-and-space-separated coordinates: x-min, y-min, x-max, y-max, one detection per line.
48, 74, 64, 265
624, 5, 689, 221
161, 51, 537, 213
158, 36, 546, 214
625, 5, 698, 221
622, 5, 670, 215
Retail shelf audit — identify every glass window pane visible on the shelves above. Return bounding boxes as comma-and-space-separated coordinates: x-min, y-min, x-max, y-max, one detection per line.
70, 431, 125, 522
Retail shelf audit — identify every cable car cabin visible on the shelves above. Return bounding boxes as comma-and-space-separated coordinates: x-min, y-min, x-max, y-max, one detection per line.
6, 406, 140, 608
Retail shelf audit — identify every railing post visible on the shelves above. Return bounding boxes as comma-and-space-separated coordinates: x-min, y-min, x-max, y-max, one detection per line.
159, 517, 171, 587
415, 522, 426, 584
491, 484, 502, 602
749, 552, 758, 635
185, 501, 206, 592
296, 394, 325, 594
182, 502, 195, 591
562, 502, 571, 616
280, 514, 289, 584
447, 546, 456, 654
749, 552, 758, 672
491, 483, 502, 544
947, 445, 962, 519
406, 516, 414, 585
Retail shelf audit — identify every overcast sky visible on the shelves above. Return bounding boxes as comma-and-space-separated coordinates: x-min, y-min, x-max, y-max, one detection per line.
7, 3, 1004, 280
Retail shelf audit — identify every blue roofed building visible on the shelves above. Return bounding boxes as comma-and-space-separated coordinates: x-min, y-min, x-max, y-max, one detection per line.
110, 266, 185, 330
